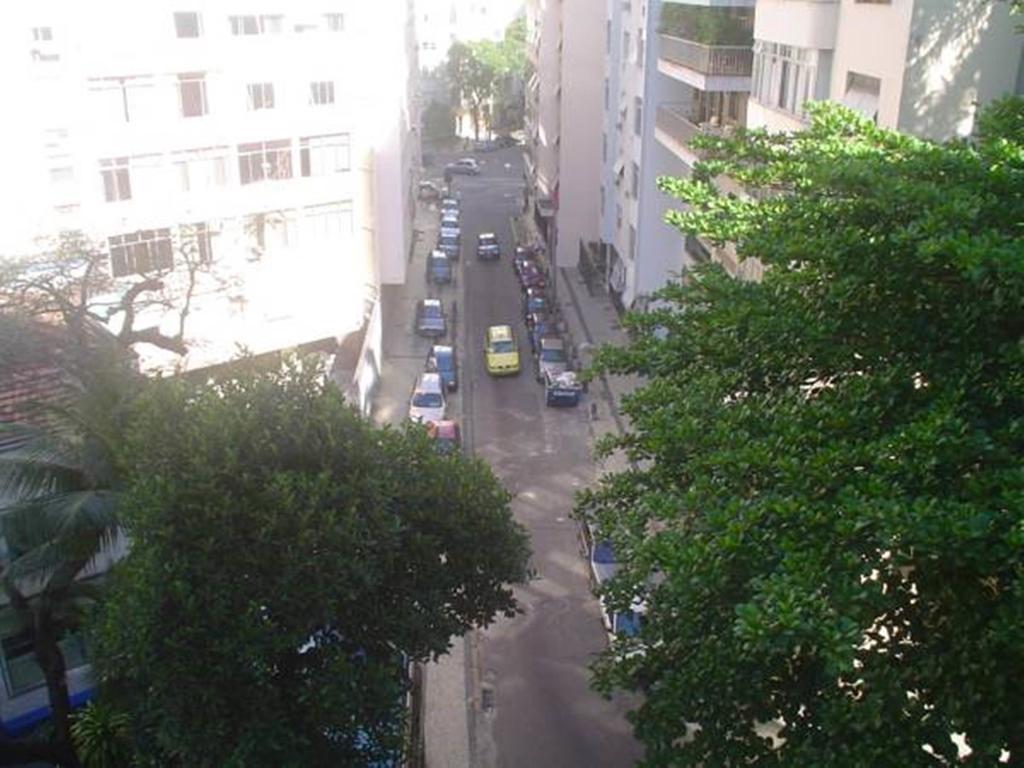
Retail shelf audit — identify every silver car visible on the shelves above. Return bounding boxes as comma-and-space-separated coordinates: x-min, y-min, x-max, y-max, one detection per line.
535, 336, 568, 382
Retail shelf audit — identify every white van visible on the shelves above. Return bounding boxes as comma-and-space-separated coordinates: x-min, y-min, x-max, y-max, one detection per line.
408, 372, 446, 424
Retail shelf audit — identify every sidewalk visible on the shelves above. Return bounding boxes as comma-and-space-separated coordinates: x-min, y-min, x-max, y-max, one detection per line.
375, 195, 473, 768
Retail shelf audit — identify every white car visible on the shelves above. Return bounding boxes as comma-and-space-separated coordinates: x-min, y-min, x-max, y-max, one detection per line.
409, 372, 446, 424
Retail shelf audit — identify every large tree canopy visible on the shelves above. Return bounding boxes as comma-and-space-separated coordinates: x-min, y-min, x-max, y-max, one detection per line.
90, 359, 530, 766
578, 100, 1024, 766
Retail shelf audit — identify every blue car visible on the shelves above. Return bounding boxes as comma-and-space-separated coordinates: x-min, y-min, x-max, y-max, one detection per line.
427, 250, 452, 284
427, 344, 458, 392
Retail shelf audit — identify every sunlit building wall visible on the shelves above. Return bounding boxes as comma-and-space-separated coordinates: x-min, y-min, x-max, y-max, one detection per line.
416, 0, 524, 72
0, 0, 419, 375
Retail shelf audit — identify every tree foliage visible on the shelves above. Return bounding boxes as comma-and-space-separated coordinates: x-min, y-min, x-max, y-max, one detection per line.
577, 100, 1024, 766
90, 359, 530, 766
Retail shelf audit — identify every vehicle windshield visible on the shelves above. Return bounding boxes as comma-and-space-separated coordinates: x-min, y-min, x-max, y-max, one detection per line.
490, 340, 515, 354
440, 233, 459, 243
480, 236, 497, 245
412, 392, 443, 408
541, 347, 565, 362
432, 351, 453, 369
422, 304, 442, 318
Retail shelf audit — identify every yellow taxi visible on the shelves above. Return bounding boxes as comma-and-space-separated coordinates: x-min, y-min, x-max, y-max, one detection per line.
484, 324, 520, 376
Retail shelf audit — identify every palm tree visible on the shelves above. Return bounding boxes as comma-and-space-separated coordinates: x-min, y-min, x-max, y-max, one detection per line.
0, 332, 135, 768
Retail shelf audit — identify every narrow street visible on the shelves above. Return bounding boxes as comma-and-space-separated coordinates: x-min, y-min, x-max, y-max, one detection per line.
436, 146, 642, 767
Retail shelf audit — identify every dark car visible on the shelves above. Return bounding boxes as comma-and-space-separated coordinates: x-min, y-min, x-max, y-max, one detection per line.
544, 370, 583, 407
523, 287, 548, 318
518, 263, 547, 291
414, 298, 447, 338
438, 229, 461, 259
440, 209, 459, 228
528, 313, 555, 353
427, 250, 453, 285
427, 343, 458, 392
535, 336, 569, 382
444, 158, 481, 176
477, 232, 500, 260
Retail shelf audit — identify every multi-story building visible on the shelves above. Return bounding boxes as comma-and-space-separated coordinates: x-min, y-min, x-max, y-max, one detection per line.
0, 0, 419, 734
1, 0, 418, 378
416, 0, 524, 72
524, 0, 604, 276
603, 0, 1023, 304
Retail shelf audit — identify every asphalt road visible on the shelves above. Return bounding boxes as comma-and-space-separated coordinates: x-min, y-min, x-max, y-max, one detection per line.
437, 146, 643, 768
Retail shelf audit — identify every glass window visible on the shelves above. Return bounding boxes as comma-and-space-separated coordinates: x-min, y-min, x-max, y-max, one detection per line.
178, 72, 208, 117
238, 140, 292, 185
324, 13, 345, 31
309, 81, 335, 106
174, 12, 201, 38
247, 82, 275, 111
299, 134, 350, 176
108, 229, 173, 277
100, 157, 131, 202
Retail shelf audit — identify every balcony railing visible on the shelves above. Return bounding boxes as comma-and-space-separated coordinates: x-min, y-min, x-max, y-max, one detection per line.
659, 35, 752, 77
656, 104, 740, 152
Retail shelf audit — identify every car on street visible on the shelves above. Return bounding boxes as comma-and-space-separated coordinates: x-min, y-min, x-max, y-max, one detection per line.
440, 209, 459, 227
535, 336, 569, 381
477, 232, 500, 260
438, 229, 461, 259
484, 324, 520, 376
544, 370, 583, 407
427, 250, 453, 285
418, 181, 442, 202
580, 524, 644, 638
528, 313, 555, 353
444, 157, 481, 176
440, 196, 459, 213
409, 372, 446, 424
426, 343, 458, 391
427, 419, 462, 454
414, 298, 447, 337
517, 263, 547, 291
523, 287, 548, 317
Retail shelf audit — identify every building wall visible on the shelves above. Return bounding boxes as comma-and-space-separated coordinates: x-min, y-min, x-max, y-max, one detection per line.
600, 0, 624, 246
553, 0, 604, 269
0, 0, 416, 375
896, 0, 1024, 140
526, 0, 562, 201
416, 0, 524, 72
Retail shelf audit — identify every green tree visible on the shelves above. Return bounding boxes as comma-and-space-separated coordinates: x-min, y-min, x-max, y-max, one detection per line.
0, 320, 138, 768
90, 359, 530, 766
577, 100, 1024, 766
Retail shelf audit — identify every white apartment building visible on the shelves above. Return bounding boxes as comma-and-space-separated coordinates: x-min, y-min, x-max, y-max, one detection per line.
524, 0, 604, 274
416, 0, 524, 72
0, 0, 418, 734
603, 0, 1023, 306
1, 0, 419, 381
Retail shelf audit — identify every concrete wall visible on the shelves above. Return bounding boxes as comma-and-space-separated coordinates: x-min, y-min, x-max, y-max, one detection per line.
554, 0, 604, 268
753, 0, 838, 50
897, 0, 1024, 140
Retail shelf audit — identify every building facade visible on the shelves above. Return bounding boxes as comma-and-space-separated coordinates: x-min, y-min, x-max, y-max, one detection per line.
524, 0, 604, 275
0, 0, 418, 734
416, 0, 524, 72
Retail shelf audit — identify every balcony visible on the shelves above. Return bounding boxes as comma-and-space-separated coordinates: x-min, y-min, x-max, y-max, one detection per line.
659, 36, 752, 77
655, 103, 742, 164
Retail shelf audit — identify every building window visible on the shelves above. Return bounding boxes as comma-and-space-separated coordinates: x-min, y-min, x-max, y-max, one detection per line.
178, 72, 208, 117
636, 28, 644, 67
631, 162, 639, 198
108, 229, 173, 277
174, 12, 201, 38
843, 71, 881, 122
88, 76, 159, 123
634, 96, 643, 135
49, 166, 74, 184
602, 133, 607, 163
604, 79, 609, 110
229, 15, 283, 36
616, 203, 623, 230
629, 225, 637, 262
1, 629, 88, 696
247, 82, 275, 111
600, 185, 606, 213
100, 158, 131, 202
184, 222, 215, 263
622, 30, 631, 62
238, 140, 293, 184
751, 41, 820, 118
302, 201, 354, 241
32, 26, 53, 42
324, 13, 345, 31
606, 20, 611, 54
300, 134, 351, 176
172, 146, 228, 192
309, 81, 335, 106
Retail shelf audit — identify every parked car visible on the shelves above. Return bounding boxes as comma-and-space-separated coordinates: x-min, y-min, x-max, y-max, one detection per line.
484, 324, 520, 376
544, 370, 583, 407
427, 250, 453, 285
418, 181, 442, 202
426, 343, 458, 392
414, 298, 447, 337
438, 229, 461, 259
409, 372, 446, 424
535, 336, 568, 382
523, 287, 548, 317
427, 419, 462, 454
444, 158, 481, 176
518, 263, 547, 291
494, 135, 519, 148
528, 313, 555, 353
440, 197, 460, 214
440, 209, 460, 228
580, 523, 644, 638
477, 232, 500, 260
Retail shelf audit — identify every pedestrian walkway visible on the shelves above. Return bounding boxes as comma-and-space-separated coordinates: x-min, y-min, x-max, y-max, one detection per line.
374, 193, 473, 768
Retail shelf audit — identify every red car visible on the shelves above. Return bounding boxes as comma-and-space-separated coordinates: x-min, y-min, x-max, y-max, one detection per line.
427, 420, 462, 454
